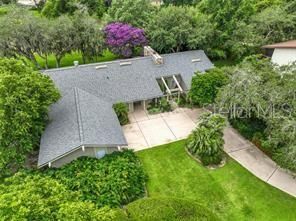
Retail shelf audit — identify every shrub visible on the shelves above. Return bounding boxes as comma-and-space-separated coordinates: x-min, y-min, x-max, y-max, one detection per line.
125, 197, 220, 221
0, 58, 60, 177
186, 113, 226, 165
274, 146, 296, 172
47, 150, 147, 208
0, 172, 79, 220
229, 118, 267, 141
177, 93, 191, 107
57, 204, 118, 221
104, 22, 147, 58
189, 68, 229, 106
147, 98, 171, 114
0, 172, 125, 220
113, 102, 129, 125
229, 118, 270, 154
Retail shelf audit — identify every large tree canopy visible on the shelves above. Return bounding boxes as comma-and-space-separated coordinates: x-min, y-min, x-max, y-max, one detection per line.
105, 0, 155, 28
0, 58, 60, 177
197, 0, 288, 59
41, 0, 106, 18
146, 6, 214, 53
228, 4, 296, 59
0, 8, 105, 68
216, 56, 296, 171
104, 22, 147, 57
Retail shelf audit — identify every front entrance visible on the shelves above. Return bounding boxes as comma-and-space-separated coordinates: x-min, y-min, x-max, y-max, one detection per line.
129, 100, 148, 113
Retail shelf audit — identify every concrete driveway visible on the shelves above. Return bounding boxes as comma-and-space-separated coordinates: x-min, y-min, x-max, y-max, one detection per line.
122, 108, 205, 151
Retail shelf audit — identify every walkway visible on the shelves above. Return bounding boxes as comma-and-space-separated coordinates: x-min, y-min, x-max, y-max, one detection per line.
224, 127, 296, 197
123, 108, 296, 197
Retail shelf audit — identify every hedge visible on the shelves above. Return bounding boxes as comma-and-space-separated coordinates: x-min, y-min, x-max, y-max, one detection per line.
125, 197, 220, 221
46, 150, 147, 208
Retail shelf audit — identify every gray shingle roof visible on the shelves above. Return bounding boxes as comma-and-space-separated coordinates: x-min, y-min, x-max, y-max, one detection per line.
38, 88, 127, 166
44, 50, 213, 103
39, 50, 213, 166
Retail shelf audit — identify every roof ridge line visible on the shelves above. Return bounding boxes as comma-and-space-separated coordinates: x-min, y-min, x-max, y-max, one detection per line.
74, 88, 84, 145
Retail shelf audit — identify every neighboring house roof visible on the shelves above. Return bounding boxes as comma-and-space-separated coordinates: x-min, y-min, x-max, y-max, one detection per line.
262, 40, 296, 49
17, 0, 37, 6
39, 50, 213, 167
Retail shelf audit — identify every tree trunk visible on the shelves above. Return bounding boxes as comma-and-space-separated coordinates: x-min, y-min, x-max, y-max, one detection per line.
56, 56, 61, 68
82, 52, 86, 64
44, 55, 48, 69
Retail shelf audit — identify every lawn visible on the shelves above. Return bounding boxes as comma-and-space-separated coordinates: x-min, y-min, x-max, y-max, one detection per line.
136, 140, 296, 221
35, 50, 118, 69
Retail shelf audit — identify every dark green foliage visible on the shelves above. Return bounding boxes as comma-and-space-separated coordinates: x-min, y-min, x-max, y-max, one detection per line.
163, 0, 196, 5
47, 150, 147, 208
230, 118, 267, 141
216, 57, 296, 172
197, 0, 288, 59
42, 0, 106, 18
125, 197, 220, 221
0, 8, 105, 69
113, 102, 129, 125
186, 113, 226, 166
177, 93, 191, 108
0, 150, 147, 220
274, 146, 296, 172
147, 98, 172, 114
189, 68, 229, 106
0, 58, 60, 177
146, 6, 214, 54
105, 0, 155, 28
0, 172, 121, 220
0, 0, 16, 5
159, 98, 171, 112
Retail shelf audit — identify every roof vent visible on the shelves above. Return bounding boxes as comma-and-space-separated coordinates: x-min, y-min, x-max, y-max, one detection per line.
192, 58, 201, 63
120, 62, 132, 66
74, 61, 79, 67
95, 65, 107, 69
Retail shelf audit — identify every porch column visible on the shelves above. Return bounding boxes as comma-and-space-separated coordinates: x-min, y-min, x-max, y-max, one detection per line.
128, 103, 134, 113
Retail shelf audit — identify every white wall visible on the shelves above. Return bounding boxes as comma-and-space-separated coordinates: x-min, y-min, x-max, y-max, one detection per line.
271, 48, 296, 66
51, 146, 119, 168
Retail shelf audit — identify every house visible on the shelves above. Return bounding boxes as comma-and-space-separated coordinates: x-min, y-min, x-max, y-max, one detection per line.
262, 40, 296, 66
38, 48, 213, 168
17, 0, 38, 6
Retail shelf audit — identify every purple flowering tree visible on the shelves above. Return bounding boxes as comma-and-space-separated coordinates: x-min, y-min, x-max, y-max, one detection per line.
104, 22, 147, 58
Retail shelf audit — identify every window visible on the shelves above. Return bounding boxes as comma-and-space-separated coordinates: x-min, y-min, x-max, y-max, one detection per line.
96, 149, 106, 159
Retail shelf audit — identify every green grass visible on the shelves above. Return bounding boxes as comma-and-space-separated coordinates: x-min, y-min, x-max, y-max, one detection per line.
136, 140, 296, 221
35, 50, 118, 69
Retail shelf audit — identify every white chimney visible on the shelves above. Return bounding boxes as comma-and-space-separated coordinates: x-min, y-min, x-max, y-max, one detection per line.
144, 46, 164, 65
